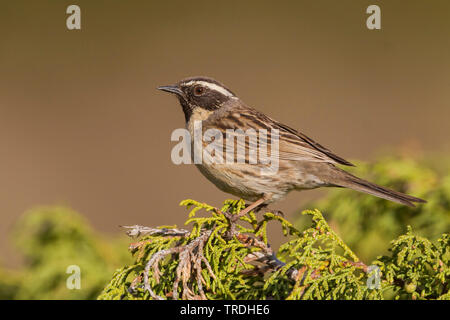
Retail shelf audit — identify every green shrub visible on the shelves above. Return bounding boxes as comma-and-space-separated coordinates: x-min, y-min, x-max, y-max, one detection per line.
1, 156, 448, 300
0, 206, 131, 300
98, 199, 449, 300
296, 155, 450, 262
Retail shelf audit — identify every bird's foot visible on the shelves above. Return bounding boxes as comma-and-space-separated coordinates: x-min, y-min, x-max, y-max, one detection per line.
270, 209, 285, 217
214, 208, 237, 222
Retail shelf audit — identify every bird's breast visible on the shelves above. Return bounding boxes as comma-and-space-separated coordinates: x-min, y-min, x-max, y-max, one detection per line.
186, 108, 214, 136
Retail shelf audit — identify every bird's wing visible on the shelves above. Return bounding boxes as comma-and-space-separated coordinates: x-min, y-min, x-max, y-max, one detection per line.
205, 101, 355, 166
272, 120, 355, 166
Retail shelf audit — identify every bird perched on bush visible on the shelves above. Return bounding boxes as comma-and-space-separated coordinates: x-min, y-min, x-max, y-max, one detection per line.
158, 76, 425, 217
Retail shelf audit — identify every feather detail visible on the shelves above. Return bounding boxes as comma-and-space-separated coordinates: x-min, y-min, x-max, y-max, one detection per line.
204, 100, 354, 166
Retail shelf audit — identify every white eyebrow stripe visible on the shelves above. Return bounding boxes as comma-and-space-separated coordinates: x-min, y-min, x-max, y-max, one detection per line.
184, 80, 235, 97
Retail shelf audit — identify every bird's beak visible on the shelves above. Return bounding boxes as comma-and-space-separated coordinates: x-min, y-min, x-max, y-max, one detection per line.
157, 85, 183, 96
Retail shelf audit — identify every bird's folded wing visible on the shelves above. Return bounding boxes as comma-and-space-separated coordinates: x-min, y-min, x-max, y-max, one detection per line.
204, 102, 355, 167
274, 121, 355, 166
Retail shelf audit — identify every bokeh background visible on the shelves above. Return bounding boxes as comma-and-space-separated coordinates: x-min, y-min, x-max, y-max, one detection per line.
0, 0, 449, 299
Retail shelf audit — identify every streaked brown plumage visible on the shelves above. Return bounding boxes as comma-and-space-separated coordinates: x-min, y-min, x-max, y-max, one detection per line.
158, 76, 425, 215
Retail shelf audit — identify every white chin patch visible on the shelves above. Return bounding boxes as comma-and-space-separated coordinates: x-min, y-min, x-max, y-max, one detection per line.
184, 81, 235, 98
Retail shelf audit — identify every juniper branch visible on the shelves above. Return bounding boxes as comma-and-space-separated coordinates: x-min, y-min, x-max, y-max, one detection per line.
98, 199, 448, 301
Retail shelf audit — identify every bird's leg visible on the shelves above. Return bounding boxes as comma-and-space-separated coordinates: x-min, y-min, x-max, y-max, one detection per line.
233, 197, 267, 221
223, 197, 266, 239
219, 196, 271, 239
254, 203, 268, 213
252, 200, 284, 217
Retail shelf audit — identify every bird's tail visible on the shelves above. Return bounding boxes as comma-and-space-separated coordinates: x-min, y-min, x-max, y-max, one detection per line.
331, 169, 426, 207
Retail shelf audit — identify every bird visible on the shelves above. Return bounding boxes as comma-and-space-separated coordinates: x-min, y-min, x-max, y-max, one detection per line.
158, 76, 426, 217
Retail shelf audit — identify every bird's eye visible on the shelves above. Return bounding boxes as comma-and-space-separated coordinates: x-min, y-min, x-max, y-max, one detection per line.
193, 86, 205, 96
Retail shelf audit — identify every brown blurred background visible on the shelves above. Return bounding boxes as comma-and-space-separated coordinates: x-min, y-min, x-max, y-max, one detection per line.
0, 1, 449, 266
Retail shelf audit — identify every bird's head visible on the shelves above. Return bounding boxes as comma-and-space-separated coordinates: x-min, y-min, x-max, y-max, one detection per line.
158, 77, 236, 121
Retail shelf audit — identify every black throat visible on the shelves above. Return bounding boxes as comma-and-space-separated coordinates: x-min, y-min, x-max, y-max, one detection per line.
178, 97, 193, 122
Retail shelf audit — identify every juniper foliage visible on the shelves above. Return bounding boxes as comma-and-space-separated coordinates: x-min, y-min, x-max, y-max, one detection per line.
98, 199, 449, 300
0, 206, 131, 300
299, 155, 450, 263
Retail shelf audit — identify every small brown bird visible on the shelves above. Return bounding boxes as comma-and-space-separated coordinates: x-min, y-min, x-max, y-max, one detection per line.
158, 76, 425, 216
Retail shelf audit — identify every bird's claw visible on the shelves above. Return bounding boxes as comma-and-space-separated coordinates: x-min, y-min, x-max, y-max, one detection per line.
271, 210, 285, 217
